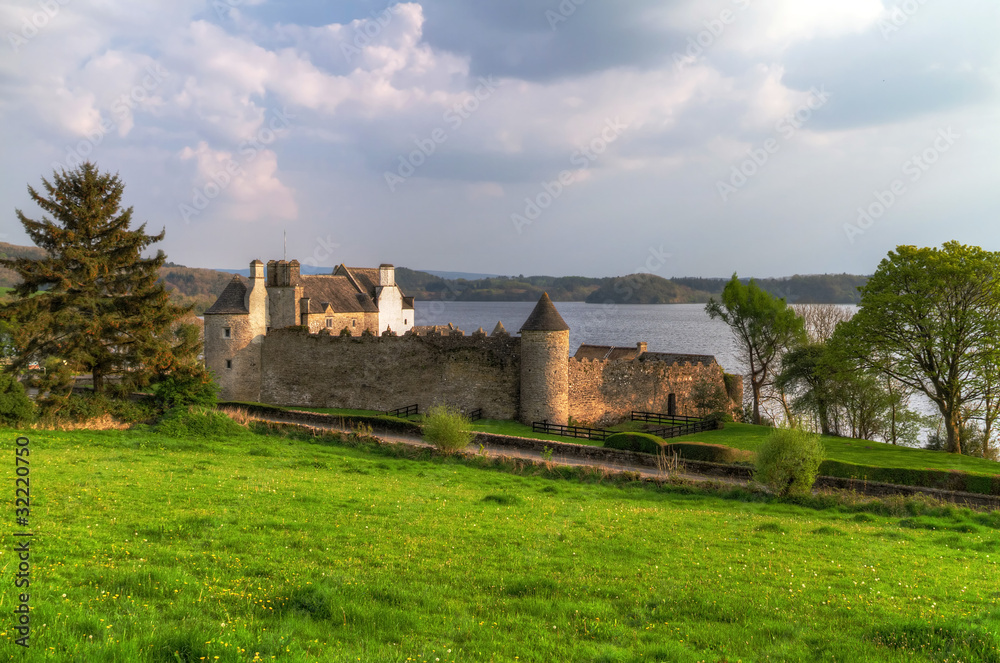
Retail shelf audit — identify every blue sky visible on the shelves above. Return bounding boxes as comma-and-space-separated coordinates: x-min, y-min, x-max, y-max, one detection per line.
1, 0, 997, 278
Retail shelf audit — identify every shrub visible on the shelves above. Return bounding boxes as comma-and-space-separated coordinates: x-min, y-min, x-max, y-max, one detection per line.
0, 372, 35, 427
754, 428, 825, 496
150, 366, 219, 409
422, 405, 472, 454
604, 432, 666, 454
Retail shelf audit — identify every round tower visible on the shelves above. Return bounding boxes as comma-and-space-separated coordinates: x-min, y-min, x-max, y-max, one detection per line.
519, 292, 570, 426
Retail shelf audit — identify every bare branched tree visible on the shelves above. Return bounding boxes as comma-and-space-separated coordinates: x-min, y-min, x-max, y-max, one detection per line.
792, 304, 855, 343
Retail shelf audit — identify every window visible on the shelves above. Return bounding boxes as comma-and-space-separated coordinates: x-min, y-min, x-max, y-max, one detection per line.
404, 319, 408, 325
225, 359, 232, 369
352, 319, 356, 327
223, 327, 231, 338
326, 318, 333, 328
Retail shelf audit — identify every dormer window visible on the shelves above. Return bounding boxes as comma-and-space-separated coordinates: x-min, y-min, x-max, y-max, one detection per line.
223, 328, 231, 339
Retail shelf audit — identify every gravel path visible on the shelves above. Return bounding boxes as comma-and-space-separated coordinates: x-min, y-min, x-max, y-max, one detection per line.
249, 415, 748, 486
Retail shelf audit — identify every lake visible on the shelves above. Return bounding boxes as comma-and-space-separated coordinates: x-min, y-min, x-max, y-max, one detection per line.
414, 301, 740, 372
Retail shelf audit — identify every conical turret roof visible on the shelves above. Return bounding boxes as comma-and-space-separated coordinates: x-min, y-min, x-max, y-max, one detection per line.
519, 293, 569, 332
491, 321, 507, 336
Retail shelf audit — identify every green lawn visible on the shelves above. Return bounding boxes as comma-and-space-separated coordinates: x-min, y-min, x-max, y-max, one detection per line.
281, 406, 1000, 478
677, 423, 1000, 476
2, 421, 1000, 661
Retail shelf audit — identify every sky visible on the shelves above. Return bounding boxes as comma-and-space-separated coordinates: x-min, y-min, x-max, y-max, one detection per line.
0, 0, 997, 279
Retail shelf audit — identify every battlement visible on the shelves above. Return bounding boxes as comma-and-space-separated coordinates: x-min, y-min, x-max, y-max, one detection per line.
206, 275, 740, 424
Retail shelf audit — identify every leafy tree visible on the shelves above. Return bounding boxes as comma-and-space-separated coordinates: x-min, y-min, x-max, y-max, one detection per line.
691, 380, 730, 418
0, 163, 193, 397
832, 242, 1000, 454
775, 343, 836, 433
706, 274, 806, 425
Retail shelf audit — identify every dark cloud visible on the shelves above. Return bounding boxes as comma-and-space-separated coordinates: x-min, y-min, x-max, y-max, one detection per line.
417, 0, 687, 81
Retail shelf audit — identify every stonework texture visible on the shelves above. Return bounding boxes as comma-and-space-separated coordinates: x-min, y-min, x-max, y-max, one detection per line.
260, 330, 522, 419
204, 313, 263, 402
520, 330, 569, 426
568, 357, 731, 427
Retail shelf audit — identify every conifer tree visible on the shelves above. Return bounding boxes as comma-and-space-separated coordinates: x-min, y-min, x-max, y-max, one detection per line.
1, 163, 193, 396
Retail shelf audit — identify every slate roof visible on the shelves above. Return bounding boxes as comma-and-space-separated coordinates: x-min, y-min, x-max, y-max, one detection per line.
204, 276, 249, 315
574, 345, 642, 361
334, 265, 381, 298
300, 275, 379, 314
519, 292, 570, 332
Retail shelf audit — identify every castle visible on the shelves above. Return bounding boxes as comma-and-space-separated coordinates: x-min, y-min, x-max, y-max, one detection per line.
204, 259, 741, 426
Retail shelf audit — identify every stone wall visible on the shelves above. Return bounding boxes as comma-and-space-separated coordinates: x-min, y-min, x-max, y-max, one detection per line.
260, 330, 521, 419
568, 357, 730, 426
204, 313, 263, 402
303, 311, 379, 335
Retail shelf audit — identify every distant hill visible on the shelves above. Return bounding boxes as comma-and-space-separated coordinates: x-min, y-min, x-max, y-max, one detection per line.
0, 241, 871, 308
420, 270, 502, 280
672, 274, 869, 304
585, 275, 709, 304
396, 270, 605, 302
0, 242, 47, 288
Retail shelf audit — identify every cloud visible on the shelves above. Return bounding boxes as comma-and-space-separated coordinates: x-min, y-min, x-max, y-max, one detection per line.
178, 141, 297, 222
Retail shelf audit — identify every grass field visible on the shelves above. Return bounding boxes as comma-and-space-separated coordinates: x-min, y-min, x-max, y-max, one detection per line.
286, 406, 1000, 478
2, 417, 1000, 662
677, 423, 1000, 476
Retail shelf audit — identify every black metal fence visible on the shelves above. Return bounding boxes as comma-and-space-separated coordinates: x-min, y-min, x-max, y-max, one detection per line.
531, 411, 719, 442
467, 408, 483, 422
386, 404, 419, 418
647, 418, 718, 439
532, 421, 612, 441
631, 410, 704, 425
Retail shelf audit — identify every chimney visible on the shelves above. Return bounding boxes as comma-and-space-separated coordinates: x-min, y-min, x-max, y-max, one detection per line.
300, 297, 310, 325
277, 260, 289, 286
289, 259, 301, 284
637, 342, 647, 355
266, 260, 277, 286
379, 264, 395, 287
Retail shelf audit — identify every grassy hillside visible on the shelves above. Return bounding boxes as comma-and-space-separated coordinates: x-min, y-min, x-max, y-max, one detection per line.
5, 420, 999, 661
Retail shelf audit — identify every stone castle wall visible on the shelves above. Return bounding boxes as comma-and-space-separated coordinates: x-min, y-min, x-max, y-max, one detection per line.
259, 330, 521, 419
568, 357, 730, 427
250, 327, 733, 426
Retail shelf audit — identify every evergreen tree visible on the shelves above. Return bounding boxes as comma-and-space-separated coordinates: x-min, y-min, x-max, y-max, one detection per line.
1, 163, 193, 396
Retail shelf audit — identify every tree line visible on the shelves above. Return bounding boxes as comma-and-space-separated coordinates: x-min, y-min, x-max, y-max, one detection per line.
708, 242, 1000, 458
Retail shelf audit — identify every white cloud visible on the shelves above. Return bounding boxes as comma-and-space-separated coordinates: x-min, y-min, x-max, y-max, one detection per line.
178, 141, 297, 222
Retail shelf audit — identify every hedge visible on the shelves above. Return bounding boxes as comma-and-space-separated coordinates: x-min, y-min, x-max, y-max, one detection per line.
819, 459, 1000, 497
604, 432, 666, 454
605, 434, 755, 465
664, 442, 755, 465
